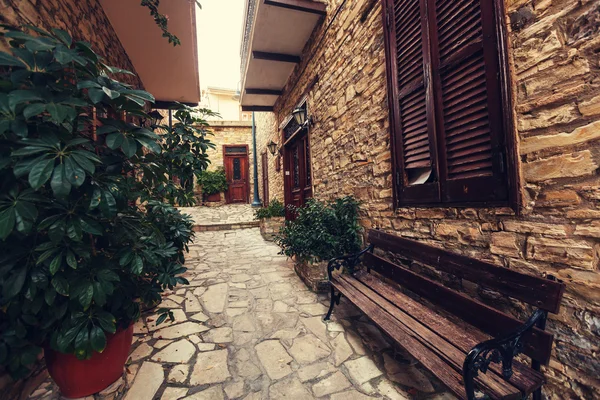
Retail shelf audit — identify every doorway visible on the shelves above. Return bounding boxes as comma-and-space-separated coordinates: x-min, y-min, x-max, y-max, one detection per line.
284, 131, 312, 214
261, 152, 269, 207
223, 145, 249, 204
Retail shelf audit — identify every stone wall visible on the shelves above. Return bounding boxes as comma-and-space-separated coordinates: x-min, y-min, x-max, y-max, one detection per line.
204, 121, 256, 203
255, 112, 285, 205
259, 0, 600, 398
0, 0, 143, 88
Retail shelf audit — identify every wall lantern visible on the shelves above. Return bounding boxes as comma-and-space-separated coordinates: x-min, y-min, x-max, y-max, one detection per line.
267, 140, 278, 156
148, 110, 163, 127
292, 107, 308, 126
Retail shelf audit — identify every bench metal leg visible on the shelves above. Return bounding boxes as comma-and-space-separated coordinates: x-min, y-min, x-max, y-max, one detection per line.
324, 286, 342, 321
532, 388, 542, 400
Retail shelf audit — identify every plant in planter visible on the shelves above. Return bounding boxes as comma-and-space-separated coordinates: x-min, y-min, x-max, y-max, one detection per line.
197, 168, 228, 203
255, 199, 285, 241
0, 26, 207, 396
275, 196, 362, 291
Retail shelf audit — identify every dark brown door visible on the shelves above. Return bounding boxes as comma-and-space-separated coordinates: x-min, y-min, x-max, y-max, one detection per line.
223, 145, 249, 204
261, 152, 269, 206
284, 133, 312, 217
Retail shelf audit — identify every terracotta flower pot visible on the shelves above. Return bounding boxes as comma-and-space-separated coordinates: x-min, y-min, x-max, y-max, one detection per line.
44, 324, 133, 398
206, 192, 221, 202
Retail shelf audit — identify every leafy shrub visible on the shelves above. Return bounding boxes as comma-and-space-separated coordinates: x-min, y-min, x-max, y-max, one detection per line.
254, 199, 285, 220
0, 26, 207, 378
152, 105, 217, 206
198, 168, 228, 196
276, 196, 363, 263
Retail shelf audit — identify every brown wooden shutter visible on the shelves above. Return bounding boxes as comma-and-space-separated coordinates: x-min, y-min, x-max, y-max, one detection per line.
386, 0, 440, 204
430, 0, 508, 204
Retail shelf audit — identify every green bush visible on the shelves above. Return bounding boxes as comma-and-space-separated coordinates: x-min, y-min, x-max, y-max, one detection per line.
276, 196, 363, 264
198, 168, 228, 196
0, 26, 208, 378
254, 199, 286, 220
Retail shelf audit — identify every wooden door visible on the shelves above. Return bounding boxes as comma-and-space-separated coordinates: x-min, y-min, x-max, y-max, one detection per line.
284, 133, 313, 216
223, 145, 249, 204
261, 152, 269, 206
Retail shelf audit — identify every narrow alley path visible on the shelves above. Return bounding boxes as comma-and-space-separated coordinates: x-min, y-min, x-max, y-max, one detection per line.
29, 214, 454, 400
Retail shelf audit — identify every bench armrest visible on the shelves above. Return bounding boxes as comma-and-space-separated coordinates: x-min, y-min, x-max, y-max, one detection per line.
462, 308, 547, 399
327, 245, 374, 280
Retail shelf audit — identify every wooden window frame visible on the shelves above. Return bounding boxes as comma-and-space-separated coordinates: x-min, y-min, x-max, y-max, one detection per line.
381, 0, 520, 211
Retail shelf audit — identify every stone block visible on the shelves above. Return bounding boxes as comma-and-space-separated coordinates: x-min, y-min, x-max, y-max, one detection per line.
536, 190, 581, 207
523, 151, 597, 182
517, 104, 578, 132
521, 121, 600, 154
502, 220, 566, 237
579, 94, 600, 117
526, 237, 596, 269
490, 232, 521, 257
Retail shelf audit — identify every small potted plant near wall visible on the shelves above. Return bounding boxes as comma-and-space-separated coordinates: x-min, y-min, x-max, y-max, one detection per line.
255, 199, 286, 241
198, 168, 228, 205
276, 197, 363, 292
0, 27, 202, 398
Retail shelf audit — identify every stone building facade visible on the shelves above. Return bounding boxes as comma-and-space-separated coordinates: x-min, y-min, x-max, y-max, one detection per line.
205, 121, 257, 203
252, 0, 600, 398
0, 0, 143, 88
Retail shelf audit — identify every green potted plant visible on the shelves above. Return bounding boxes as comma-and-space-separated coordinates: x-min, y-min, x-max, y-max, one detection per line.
198, 168, 228, 203
0, 26, 207, 397
276, 197, 363, 292
255, 199, 286, 241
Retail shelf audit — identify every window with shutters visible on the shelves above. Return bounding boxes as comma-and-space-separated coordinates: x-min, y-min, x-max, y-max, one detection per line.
382, 0, 518, 208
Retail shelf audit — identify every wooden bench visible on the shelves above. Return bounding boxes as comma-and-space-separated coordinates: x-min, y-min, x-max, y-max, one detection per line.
324, 229, 565, 400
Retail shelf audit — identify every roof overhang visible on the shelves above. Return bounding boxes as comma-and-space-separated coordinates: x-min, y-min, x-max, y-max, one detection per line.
240, 0, 326, 111
100, 0, 201, 105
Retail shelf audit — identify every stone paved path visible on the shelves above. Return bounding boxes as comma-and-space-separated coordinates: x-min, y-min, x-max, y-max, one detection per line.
29, 227, 455, 400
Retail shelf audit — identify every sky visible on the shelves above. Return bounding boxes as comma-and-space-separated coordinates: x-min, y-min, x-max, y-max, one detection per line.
196, 0, 246, 91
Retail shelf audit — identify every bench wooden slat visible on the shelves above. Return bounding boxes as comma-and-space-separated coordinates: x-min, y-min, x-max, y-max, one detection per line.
363, 252, 554, 365
338, 274, 523, 400
368, 230, 565, 313
354, 272, 545, 395
331, 277, 470, 400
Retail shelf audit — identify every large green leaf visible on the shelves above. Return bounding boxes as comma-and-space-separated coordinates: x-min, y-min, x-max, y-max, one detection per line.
136, 137, 161, 154
90, 326, 106, 352
80, 217, 103, 236
105, 133, 124, 149
99, 190, 116, 218
95, 311, 116, 334
0, 208, 16, 240
51, 29, 72, 46
121, 136, 137, 157
28, 157, 54, 190
50, 163, 71, 198
8, 90, 43, 111
49, 253, 62, 275
51, 275, 69, 296
23, 103, 46, 119
78, 282, 94, 309
87, 88, 105, 104
14, 200, 37, 234
102, 87, 120, 100
3, 265, 26, 300
64, 157, 85, 187
70, 152, 96, 175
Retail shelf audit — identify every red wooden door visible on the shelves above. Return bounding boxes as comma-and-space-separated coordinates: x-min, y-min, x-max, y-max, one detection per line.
284, 133, 312, 217
224, 145, 249, 204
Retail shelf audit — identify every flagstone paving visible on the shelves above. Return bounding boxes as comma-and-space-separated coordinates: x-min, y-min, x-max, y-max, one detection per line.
29, 226, 456, 400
